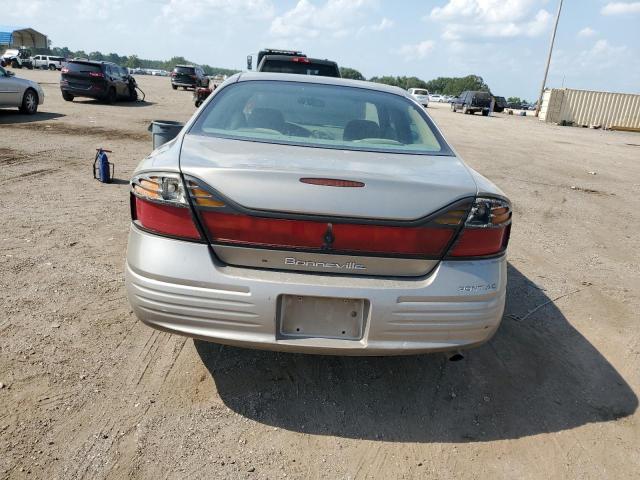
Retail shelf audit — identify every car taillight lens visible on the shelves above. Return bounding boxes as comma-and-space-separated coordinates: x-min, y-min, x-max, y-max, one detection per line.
446, 197, 512, 258
61, 67, 69, 73
186, 177, 472, 258
130, 172, 201, 241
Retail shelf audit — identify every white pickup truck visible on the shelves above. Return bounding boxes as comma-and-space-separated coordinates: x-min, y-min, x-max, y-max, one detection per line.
31, 55, 65, 70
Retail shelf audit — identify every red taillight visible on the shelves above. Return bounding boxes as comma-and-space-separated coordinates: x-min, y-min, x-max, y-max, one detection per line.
89, 72, 104, 78
199, 211, 456, 257
447, 225, 510, 257
133, 197, 201, 240
131, 173, 202, 241
446, 198, 512, 258
61, 67, 69, 73
292, 57, 310, 63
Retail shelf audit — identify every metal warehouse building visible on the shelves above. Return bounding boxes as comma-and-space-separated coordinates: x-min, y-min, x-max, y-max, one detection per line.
540, 88, 640, 130
0, 25, 48, 49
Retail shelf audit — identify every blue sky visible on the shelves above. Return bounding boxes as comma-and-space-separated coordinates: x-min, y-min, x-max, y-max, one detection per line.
5, 0, 640, 100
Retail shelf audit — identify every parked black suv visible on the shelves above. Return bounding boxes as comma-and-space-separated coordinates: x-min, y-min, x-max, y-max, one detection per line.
171, 65, 209, 90
451, 91, 492, 115
60, 60, 137, 104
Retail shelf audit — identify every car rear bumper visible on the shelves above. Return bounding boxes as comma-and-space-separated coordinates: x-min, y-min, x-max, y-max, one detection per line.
172, 81, 197, 87
60, 84, 107, 98
125, 226, 507, 356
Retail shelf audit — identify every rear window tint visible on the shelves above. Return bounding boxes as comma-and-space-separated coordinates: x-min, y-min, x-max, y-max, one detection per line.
412, 89, 429, 96
260, 60, 340, 77
191, 80, 453, 156
66, 62, 102, 73
174, 66, 195, 74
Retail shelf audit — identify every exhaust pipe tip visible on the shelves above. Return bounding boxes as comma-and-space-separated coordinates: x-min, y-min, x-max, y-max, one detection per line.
447, 351, 465, 362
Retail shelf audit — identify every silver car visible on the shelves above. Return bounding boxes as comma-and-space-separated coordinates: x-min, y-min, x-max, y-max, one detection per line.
126, 73, 511, 355
0, 66, 44, 114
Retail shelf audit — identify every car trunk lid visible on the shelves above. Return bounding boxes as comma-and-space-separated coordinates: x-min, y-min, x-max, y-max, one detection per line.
180, 134, 477, 276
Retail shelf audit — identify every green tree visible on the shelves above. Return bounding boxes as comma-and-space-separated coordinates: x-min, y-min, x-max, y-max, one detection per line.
89, 51, 104, 61
507, 97, 527, 105
126, 54, 141, 68
340, 67, 365, 80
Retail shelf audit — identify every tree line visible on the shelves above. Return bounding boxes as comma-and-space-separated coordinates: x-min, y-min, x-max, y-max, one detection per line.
340, 68, 492, 96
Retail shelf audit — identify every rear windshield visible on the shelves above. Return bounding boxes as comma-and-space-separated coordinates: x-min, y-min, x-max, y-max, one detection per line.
174, 66, 195, 74
474, 92, 491, 99
260, 60, 340, 78
412, 89, 428, 96
65, 62, 102, 73
190, 80, 452, 155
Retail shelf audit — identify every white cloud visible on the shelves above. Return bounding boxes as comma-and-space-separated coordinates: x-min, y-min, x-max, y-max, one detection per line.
601, 2, 640, 15
577, 27, 596, 38
269, 0, 374, 40
371, 17, 394, 31
399, 40, 435, 60
160, 0, 275, 29
428, 0, 551, 40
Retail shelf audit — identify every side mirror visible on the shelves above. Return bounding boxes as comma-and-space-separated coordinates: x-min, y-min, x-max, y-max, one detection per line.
246, 55, 252, 71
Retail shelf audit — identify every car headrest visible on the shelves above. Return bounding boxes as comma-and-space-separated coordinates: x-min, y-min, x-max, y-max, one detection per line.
247, 108, 285, 131
343, 120, 381, 141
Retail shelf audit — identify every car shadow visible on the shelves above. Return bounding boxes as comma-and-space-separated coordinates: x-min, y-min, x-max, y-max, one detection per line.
194, 263, 637, 443
0, 111, 65, 124
72, 99, 156, 107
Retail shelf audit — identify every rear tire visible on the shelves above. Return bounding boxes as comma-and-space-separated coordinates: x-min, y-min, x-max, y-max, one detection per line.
62, 91, 74, 102
106, 87, 117, 105
172, 84, 177, 90
128, 88, 138, 102
49, 64, 56, 71
482, 109, 489, 116
19, 89, 38, 115
11, 59, 19, 68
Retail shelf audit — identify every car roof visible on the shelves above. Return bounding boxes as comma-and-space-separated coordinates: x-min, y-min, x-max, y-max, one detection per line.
235, 72, 410, 99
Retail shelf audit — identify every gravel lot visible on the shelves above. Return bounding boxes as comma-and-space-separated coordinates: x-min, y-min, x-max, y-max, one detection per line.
1, 69, 639, 479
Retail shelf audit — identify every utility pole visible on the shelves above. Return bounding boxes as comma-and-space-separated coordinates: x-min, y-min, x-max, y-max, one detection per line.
535, 0, 563, 117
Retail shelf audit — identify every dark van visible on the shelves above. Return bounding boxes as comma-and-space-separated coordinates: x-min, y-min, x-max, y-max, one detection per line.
451, 91, 492, 116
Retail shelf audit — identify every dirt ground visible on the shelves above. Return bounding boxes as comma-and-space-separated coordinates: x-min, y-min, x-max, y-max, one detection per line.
1, 69, 639, 480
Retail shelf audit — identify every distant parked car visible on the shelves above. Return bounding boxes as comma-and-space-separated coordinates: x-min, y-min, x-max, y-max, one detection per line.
32, 55, 65, 70
493, 96, 507, 112
0, 65, 44, 114
429, 93, 443, 103
171, 65, 209, 90
60, 60, 137, 104
408, 88, 429, 107
451, 91, 492, 116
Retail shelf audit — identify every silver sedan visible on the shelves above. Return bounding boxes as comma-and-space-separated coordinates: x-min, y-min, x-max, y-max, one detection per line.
126, 73, 511, 355
0, 66, 44, 114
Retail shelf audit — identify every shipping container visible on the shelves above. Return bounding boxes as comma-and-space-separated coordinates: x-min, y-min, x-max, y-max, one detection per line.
539, 88, 640, 129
